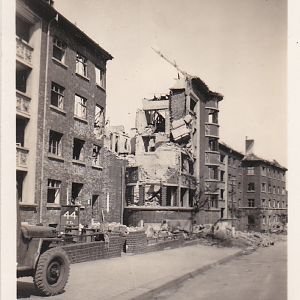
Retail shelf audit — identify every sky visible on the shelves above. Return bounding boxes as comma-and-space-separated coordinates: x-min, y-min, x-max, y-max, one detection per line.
55, 0, 287, 166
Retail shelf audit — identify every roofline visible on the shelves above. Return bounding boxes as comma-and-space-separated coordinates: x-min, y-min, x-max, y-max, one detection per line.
31, 0, 113, 61
219, 141, 244, 158
242, 156, 288, 171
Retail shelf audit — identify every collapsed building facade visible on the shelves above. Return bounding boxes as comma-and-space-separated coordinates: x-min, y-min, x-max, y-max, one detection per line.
123, 76, 224, 226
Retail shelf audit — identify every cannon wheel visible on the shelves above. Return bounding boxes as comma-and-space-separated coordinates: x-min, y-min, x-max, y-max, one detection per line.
33, 247, 70, 296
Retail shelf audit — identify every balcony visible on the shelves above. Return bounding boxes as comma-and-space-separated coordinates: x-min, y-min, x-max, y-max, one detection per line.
16, 91, 30, 118
205, 123, 219, 137
16, 146, 29, 170
205, 152, 220, 165
16, 37, 33, 66
206, 99, 218, 110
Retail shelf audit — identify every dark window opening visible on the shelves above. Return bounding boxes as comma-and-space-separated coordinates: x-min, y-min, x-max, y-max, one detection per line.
91, 195, 99, 219
208, 138, 218, 151
16, 69, 30, 93
49, 130, 63, 156
53, 38, 66, 62
208, 110, 218, 124
17, 171, 26, 202
166, 186, 177, 206
51, 82, 64, 109
94, 104, 104, 130
248, 199, 255, 207
92, 144, 101, 166
190, 98, 197, 112
145, 110, 166, 133
16, 118, 27, 147
16, 17, 31, 42
71, 182, 83, 204
73, 138, 85, 161
247, 182, 255, 191
142, 136, 155, 152
220, 170, 225, 182
47, 179, 61, 204
126, 186, 134, 205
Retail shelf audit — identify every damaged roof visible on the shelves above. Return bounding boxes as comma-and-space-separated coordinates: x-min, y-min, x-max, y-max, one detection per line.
170, 76, 223, 101
243, 153, 287, 171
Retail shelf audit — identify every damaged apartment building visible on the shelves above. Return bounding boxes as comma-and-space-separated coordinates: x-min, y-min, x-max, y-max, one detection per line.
123, 75, 224, 226
16, 0, 126, 226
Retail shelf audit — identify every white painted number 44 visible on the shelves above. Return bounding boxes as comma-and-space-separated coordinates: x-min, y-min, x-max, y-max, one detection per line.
63, 211, 76, 219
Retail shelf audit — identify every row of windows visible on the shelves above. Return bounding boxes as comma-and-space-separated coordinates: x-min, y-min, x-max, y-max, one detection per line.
261, 166, 285, 180
261, 183, 286, 195
53, 37, 106, 89
262, 214, 280, 225
47, 179, 100, 206
49, 130, 102, 167
51, 81, 104, 125
261, 199, 286, 209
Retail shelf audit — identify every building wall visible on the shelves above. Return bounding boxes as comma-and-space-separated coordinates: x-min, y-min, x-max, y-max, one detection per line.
17, 0, 125, 226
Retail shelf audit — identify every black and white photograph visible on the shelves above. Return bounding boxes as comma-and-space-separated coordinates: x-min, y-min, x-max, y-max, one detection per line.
2, 0, 300, 299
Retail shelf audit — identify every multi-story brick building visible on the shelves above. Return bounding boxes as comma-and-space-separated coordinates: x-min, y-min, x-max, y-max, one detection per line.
219, 141, 244, 221
16, 0, 126, 226
123, 76, 224, 226
219, 139, 287, 231
239, 139, 287, 231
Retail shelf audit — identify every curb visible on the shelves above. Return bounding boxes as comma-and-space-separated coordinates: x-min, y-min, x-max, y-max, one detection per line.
126, 248, 244, 300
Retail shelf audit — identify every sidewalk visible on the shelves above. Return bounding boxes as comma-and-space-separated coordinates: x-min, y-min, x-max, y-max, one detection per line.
17, 244, 242, 300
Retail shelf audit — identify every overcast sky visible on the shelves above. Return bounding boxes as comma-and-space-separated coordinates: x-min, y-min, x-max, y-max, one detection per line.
55, 0, 287, 166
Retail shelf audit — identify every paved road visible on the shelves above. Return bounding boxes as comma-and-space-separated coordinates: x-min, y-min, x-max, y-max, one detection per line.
154, 241, 287, 300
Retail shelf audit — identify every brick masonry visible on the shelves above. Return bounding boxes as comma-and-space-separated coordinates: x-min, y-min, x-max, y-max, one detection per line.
62, 232, 123, 264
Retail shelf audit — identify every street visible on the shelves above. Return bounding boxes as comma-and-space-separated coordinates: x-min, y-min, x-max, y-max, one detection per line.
154, 241, 287, 300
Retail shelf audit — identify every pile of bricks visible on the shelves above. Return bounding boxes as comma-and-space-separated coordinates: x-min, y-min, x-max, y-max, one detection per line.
62, 232, 123, 264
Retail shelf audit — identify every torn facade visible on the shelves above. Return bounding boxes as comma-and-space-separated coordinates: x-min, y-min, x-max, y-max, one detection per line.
124, 76, 223, 226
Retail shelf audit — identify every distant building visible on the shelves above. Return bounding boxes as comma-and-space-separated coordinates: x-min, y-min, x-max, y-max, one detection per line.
239, 139, 287, 231
16, 0, 125, 226
219, 139, 287, 231
123, 76, 224, 226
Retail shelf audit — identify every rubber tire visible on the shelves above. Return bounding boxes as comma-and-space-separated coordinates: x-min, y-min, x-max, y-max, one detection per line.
33, 247, 70, 296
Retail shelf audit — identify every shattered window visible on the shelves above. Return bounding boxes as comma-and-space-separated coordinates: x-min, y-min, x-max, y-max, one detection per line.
94, 104, 104, 129
51, 82, 64, 109
74, 94, 87, 119
48, 130, 63, 156
76, 53, 87, 77
145, 110, 166, 133
208, 110, 218, 124
92, 144, 101, 167
144, 185, 161, 206
47, 179, 61, 204
71, 182, 83, 204
73, 138, 85, 161
95, 66, 106, 89
53, 38, 66, 62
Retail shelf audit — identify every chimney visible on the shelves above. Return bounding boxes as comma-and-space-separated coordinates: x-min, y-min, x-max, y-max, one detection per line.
245, 137, 254, 155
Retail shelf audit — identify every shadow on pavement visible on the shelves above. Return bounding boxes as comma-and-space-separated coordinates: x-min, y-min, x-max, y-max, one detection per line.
17, 281, 41, 299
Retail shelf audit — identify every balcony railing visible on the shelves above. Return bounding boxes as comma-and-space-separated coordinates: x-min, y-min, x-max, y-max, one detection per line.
206, 99, 218, 109
16, 146, 29, 169
205, 123, 219, 137
205, 152, 220, 165
16, 37, 33, 65
16, 91, 30, 116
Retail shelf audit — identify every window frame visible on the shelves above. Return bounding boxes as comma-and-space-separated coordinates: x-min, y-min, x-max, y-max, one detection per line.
51, 82, 65, 109
48, 130, 63, 157
74, 94, 87, 120
248, 199, 255, 207
52, 37, 67, 63
76, 53, 88, 77
73, 138, 85, 161
47, 179, 61, 204
95, 66, 106, 89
